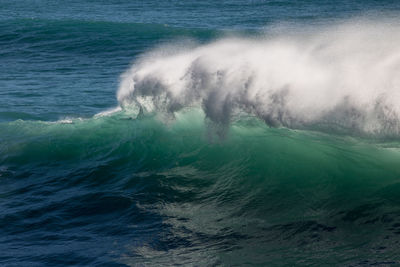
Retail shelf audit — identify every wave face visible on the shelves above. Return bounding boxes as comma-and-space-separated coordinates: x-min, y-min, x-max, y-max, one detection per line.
2, 112, 400, 266
118, 21, 400, 137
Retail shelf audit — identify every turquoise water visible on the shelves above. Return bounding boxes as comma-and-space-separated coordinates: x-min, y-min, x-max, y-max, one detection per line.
2, 1, 400, 266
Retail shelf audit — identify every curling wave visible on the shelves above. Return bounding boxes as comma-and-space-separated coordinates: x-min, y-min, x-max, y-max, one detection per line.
118, 20, 400, 137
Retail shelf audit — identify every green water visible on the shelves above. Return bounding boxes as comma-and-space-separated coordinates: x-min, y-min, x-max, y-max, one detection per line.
2, 110, 400, 265
2, 0, 400, 265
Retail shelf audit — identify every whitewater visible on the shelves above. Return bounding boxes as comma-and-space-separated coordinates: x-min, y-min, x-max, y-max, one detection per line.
118, 20, 400, 137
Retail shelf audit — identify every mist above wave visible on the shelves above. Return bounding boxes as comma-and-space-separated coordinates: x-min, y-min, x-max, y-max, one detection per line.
118, 20, 400, 136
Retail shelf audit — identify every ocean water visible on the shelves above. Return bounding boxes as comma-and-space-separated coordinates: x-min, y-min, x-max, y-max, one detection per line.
2, 1, 400, 266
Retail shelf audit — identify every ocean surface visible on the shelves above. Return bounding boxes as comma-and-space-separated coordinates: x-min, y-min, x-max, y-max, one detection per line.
2, 1, 400, 266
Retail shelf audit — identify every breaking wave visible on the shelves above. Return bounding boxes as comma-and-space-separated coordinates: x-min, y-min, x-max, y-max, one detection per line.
118, 20, 400, 137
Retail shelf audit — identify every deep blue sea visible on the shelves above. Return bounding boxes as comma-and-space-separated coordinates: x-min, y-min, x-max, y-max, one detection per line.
2, 1, 400, 266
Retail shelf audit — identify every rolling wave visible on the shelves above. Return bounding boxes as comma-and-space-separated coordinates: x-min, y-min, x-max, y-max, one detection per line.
3, 17, 400, 266
2, 110, 400, 265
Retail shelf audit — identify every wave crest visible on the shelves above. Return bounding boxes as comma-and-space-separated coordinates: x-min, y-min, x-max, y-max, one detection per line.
118, 20, 400, 136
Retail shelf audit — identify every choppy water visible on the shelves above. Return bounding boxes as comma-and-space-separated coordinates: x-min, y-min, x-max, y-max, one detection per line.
2, 1, 400, 266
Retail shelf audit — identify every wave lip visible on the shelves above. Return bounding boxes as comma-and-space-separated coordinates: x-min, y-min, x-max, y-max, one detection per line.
118, 20, 400, 137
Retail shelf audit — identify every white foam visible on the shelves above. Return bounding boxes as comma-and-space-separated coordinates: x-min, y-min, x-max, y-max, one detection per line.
94, 106, 122, 118
117, 20, 400, 135
57, 119, 74, 124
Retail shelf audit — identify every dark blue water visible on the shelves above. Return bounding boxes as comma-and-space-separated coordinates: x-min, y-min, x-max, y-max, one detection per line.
2, 1, 400, 266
